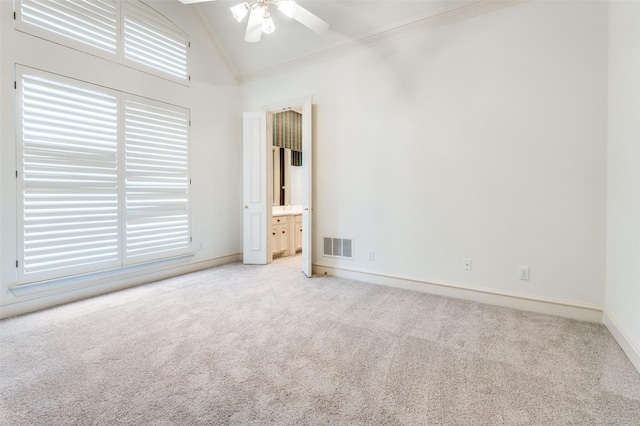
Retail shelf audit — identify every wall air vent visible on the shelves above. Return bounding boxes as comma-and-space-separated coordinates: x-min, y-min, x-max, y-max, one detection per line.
323, 237, 353, 259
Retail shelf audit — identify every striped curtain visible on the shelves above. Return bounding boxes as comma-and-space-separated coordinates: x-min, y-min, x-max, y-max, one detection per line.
272, 110, 302, 152
291, 150, 302, 167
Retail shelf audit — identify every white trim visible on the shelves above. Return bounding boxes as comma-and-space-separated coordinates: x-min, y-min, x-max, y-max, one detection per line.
1, 254, 240, 319
237, 0, 526, 83
603, 310, 640, 374
314, 263, 603, 323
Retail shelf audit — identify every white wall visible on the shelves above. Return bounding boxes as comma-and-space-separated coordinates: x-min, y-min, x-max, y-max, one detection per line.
241, 1, 608, 311
605, 0, 640, 371
0, 1, 242, 317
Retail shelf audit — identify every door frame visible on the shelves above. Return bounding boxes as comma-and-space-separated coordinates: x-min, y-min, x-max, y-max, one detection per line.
264, 96, 313, 276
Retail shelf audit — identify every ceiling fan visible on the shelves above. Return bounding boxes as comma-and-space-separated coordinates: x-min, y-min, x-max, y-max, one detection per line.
178, 0, 329, 43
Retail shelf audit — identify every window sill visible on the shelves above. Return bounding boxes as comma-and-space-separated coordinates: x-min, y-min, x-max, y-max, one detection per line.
10, 253, 195, 299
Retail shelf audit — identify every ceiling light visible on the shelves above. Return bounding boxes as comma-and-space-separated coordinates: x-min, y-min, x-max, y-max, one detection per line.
230, 0, 328, 43
261, 11, 275, 34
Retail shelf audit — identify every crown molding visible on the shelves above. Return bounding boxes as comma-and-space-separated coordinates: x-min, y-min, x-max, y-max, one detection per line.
237, 0, 526, 84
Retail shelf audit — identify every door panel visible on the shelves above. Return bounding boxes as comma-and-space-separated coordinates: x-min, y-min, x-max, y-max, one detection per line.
301, 97, 313, 277
243, 112, 267, 264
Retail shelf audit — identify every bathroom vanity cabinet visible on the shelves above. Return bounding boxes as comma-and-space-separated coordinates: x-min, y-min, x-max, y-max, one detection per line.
272, 213, 302, 257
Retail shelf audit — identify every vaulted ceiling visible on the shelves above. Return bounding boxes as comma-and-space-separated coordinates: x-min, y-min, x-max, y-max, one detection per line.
181, 0, 487, 80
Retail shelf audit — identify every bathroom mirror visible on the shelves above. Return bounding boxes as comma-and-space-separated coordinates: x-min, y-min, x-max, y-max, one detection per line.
271, 109, 303, 207
272, 146, 302, 206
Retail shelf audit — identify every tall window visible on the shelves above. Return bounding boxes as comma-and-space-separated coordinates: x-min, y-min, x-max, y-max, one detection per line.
16, 66, 191, 285
15, 0, 189, 84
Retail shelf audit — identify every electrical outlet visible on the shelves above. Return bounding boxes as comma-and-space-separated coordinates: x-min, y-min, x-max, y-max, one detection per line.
518, 266, 530, 280
463, 259, 472, 271
368, 250, 375, 261
198, 242, 204, 251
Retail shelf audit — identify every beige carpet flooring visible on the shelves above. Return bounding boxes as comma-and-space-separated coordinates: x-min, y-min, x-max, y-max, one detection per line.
1, 255, 639, 425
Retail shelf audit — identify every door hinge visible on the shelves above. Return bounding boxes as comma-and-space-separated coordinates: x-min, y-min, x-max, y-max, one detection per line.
189, 178, 192, 184
16, 260, 19, 268
14, 81, 17, 90
16, 170, 18, 178
190, 236, 192, 242
14, 12, 16, 20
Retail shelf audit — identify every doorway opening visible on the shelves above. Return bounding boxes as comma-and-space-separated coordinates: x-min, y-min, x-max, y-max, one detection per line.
265, 101, 310, 276
242, 96, 313, 277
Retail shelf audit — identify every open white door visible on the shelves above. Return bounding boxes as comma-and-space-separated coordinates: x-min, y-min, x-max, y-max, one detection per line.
242, 112, 268, 264
246, 97, 312, 275
301, 97, 313, 277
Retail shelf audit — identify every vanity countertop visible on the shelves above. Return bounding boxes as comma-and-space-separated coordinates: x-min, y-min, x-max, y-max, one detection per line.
272, 206, 302, 217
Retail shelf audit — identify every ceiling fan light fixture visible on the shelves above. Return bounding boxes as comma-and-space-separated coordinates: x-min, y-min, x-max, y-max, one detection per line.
230, 2, 250, 22
261, 11, 275, 34
233, 0, 328, 42
277, 0, 297, 18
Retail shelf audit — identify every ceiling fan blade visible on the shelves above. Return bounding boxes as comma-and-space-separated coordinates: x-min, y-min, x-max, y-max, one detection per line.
244, 7, 263, 43
178, 0, 215, 4
291, 3, 329, 34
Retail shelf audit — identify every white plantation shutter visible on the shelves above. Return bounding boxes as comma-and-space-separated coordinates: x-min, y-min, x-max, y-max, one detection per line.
16, 0, 118, 57
124, 96, 190, 263
123, 1, 189, 82
17, 68, 120, 283
16, 67, 192, 285
15, 0, 189, 83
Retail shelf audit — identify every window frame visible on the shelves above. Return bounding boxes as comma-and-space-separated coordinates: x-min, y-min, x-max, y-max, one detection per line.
122, 0, 190, 84
15, 65, 192, 286
122, 93, 192, 266
14, 0, 190, 86
14, 0, 119, 61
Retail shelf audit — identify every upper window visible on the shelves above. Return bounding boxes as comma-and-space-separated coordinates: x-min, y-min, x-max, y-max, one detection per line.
15, 0, 189, 84
18, 0, 118, 55
123, 1, 189, 81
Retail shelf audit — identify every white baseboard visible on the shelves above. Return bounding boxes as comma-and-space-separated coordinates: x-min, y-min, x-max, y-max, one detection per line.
315, 263, 640, 374
313, 263, 603, 323
0, 254, 241, 319
603, 310, 640, 374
